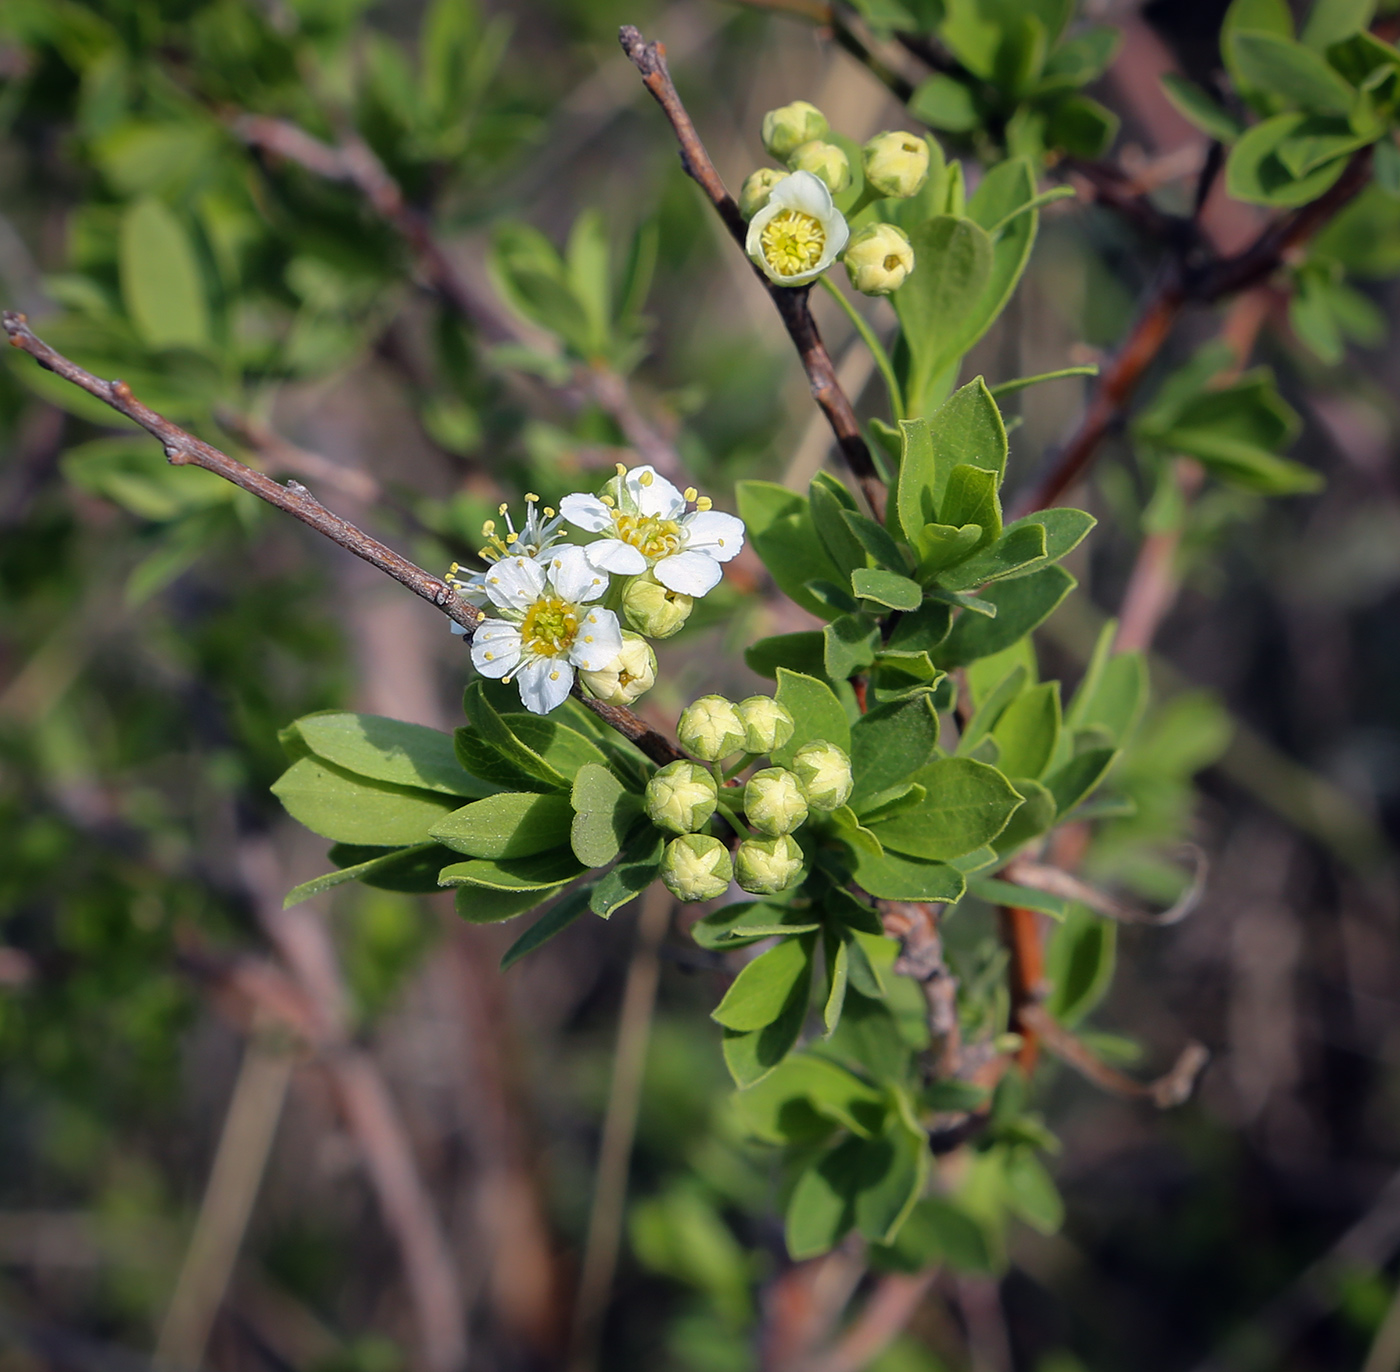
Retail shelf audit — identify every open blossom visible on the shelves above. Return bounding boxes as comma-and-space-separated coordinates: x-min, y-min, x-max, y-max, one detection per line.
447, 493, 570, 629
560, 464, 745, 597
469, 546, 621, 715
746, 170, 849, 287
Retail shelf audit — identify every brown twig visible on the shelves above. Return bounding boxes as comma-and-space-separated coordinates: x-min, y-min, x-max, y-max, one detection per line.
618, 26, 887, 520
804, 1270, 939, 1372
999, 905, 1045, 1073
1003, 847, 1207, 927
880, 901, 960, 1074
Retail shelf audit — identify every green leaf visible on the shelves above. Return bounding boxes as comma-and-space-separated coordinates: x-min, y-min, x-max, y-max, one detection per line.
119, 198, 210, 351
1066, 631, 1146, 745
856, 1114, 930, 1245
1003, 1150, 1065, 1234
327, 843, 461, 894
785, 1137, 862, 1259
1045, 94, 1119, 157
909, 72, 981, 131
914, 522, 985, 574
1005, 507, 1096, 568
1303, 0, 1376, 51
738, 482, 848, 619
828, 805, 884, 858
809, 473, 868, 576
964, 158, 1042, 365
489, 221, 593, 357
1228, 30, 1355, 114
438, 849, 584, 891
851, 568, 924, 611
969, 877, 1068, 920
723, 960, 812, 1087
772, 668, 851, 767
936, 566, 1076, 667
1226, 112, 1351, 206
849, 695, 941, 804
500, 885, 595, 969
590, 829, 666, 917
1160, 74, 1244, 142
455, 884, 562, 924
462, 680, 571, 790
824, 614, 882, 682
993, 777, 1057, 853
887, 599, 954, 656
283, 842, 444, 907
566, 207, 612, 359
290, 712, 490, 797
734, 1055, 887, 1145
713, 934, 817, 1031
430, 792, 574, 859
867, 757, 1023, 860
1046, 905, 1116, 1025
570, 763, 643, 867
958, 664, 1027, 755
844, 929, 887, 999
745, 631, 829, 681
991, 681, 1061, 779
988, 365, 1099, 399
1045, 746, 1117, 817
939, 523, 1047, 591
272, 756, 462, 846
1163, 432, 1322, 494
840, 508, 908, 571
894, 217, 994, 415
870, 1197, 995, 1275
850, 847, 967, 901
938, 464, 1003, 555
1041, 25, 1121, 87
1273, 113, 1371, 178
692, 903, 821, 950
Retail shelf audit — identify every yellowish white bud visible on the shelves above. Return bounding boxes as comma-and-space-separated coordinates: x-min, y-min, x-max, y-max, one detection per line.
734, 835, 804, 895
739, 167, 791, 221
645, 760, 719, 835
622, 572, 693, 640
761, 100, 829, 160
862, 131, 931, 199
791, 740, 854, 811
677, 695, 746, 763
743, 767, 809, 836
661, 833, 733, 902
787, 139, 851, 194
844, 222, 915, 296
737, 696, 795, 754
580, 631, 656, 708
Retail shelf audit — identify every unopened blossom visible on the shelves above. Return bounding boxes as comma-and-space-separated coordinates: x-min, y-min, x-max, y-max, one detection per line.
862, 131, 931, 199
645, 760, 719, 835
739, 167, 790, 221
580, 632, 656, 708
746, 170, 849, 288
787, 139, 851, 194
560, 464, 745, 598
623, 572, 692, 639
743, 767, 809, 836
761, 100, 829, 160
791, 740, 853, 811
661, 833, 733, 902
678, 696, 746, 763
469, 546, 621, 715
737, 696, 795, 754
844, 223, 915, 296
734, 835, 804, 895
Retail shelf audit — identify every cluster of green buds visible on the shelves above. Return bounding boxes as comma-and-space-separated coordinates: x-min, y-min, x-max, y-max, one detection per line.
739, 101, 930, 296
651, 693, 853, 901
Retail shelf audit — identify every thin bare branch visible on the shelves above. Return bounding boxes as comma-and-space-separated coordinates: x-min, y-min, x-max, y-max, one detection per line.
1004, 846, 1207, 927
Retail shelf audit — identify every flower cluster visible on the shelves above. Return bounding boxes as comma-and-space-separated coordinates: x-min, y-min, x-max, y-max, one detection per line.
739, 100, 931, 295
449, 467, 745, 715
650, 692, 854, 902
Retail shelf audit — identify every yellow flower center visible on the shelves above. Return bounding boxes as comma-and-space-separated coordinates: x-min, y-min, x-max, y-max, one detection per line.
884, 254, 903, 271
760, 210, 826, 277
520, 596, 579, 657
614, 512, 683, 560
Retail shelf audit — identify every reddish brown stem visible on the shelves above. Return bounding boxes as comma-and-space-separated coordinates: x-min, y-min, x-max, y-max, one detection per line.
618, 26, 887, 520
999, 905, 1045, 1073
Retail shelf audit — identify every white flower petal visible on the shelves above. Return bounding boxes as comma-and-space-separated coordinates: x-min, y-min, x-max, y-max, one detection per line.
559, 493, 614, 533
745, 168, 849, 286
654, 551, 724, 596
516, 657, 573, 715
772, 168, 835, 217
625, 466, 685, 519
682, 510, 746, 562
482, 555, 546, 611
569, 608, 623, 671
471, 621, 522, 678
584, 538, 648, 576
545, 545, 606, 603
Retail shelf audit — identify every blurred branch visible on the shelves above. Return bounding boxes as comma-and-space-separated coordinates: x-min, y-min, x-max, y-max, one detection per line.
1004, 847, 1207, 927
232, 115, 688, 482
803, 1269, 939, 1372
619, 26, 888, 520
154, 1021, 294, 1372
880, 901, 960, 1075
568, 885, 674, 1372
998, 904, 1045, 1073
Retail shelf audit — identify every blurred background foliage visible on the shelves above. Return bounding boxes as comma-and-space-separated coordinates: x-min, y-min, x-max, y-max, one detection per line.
3, 1, 1400, 1371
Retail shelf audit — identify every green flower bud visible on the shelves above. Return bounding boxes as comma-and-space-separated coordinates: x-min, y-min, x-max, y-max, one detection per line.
761, 100, 829, 160
737, 695, 795, 754
661, 833, 733, 902
734, 834, 804, 895
862, 131, 931, 199
678, 695, 746, 762
739, 167, 791, 221
792, 740, 853, 811
645, 760, 719, 835
581, 631, 656, 708
787, 139, 851, 194
623, 571, 693, 640
743, 767, 809, 836
844, 222, 915, 296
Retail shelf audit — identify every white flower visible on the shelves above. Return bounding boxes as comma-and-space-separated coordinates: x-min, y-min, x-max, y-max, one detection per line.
745, 170, 849, 287
469, 546, 622, 714
559, 465, 745, 598
447, 493, 570, 633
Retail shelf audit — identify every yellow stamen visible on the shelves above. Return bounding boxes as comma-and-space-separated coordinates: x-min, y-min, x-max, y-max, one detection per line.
614, 512, 683, 560
684, 487, 697, 502
615, 462, 627, 476
525, 492, 539, 502
760, 209, 826, 277
601, 495, 616, 508
697, 496, 713, 512
639, 471, 654, 487
520, 596, 580, 657
498, 503, 508, 515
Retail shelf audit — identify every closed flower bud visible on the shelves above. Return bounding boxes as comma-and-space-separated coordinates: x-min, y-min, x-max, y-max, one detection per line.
739, 167, 790, 220
792, 740, 853, 811
678, 695, 746, 762
622, 571, 693, 639
762, 100, 829, 160
743, 767, 809, 836
787, 139, 851, 194
844, 223, 915, 296
737, 695, 795, 753
734, 835, 805, 895
661, 833, 733, 902
645, 760, 719, 835
580, 631, 656, 708
862, 131, 931, 199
